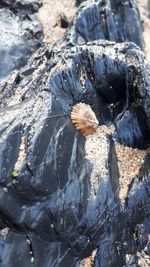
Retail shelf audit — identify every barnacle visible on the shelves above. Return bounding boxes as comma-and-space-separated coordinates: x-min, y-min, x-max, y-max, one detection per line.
71, 102, 99, 135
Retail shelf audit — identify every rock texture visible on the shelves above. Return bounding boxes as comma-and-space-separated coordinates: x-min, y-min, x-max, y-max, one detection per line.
0, 0, 150, 267
0, 2, 43, 82
0, 0, 42, 12
65, 0, 144, 50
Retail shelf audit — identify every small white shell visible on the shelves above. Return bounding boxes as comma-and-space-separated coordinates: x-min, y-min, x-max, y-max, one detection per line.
71, 103, 99, 135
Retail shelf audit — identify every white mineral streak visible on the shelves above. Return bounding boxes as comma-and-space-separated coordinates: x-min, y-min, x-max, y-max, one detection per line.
68, 134, 78, 182
3, 187, 8, 192
0, 227, 9, 239
53, 122, 69, 170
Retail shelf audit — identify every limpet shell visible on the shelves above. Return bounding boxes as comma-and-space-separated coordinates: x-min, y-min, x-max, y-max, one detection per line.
71, 102, 99, 135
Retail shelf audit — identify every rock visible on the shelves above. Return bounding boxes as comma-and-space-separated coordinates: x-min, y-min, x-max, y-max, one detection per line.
0, 0, 150, 266
0, 0, 42, 13
0, 40, 150, 266
75, 0, 87, 6
60, 12, 69, 28
0, 8, 43, 82
65, 0, 144, 49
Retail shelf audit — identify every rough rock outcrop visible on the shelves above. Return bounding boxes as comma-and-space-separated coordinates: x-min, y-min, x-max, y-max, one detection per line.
0, 5, 43, 82
0, 0, 42, 13
0, 40, 150, 267
0, 1, 150, 267
66, 0, 144, 49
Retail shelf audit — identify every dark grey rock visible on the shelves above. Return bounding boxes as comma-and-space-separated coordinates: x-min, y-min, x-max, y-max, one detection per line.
76, 0, 87, 6
0, 8, 43, 82
0, 40, 150, 266
0, 0, 42, 13
65, 0, 144, 49
0, 1, 149, 267
60, 12, 69, 28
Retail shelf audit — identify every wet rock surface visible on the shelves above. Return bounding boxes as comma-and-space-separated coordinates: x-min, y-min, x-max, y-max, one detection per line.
0, 1, 150, 267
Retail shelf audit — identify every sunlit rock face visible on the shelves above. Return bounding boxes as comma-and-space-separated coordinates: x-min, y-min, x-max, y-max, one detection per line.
0, 5, 43, 82
0, 39, 150, 267
0, 0, 42, 12
65, 0, 144, 50
0, 0, 150, 267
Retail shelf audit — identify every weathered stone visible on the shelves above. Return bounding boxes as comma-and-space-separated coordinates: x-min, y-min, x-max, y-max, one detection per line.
66, 0, 144, 49
0, 40, 150, 266
0, 1, 149, 267
0, 0, 42, 13
0, 8, 43, 82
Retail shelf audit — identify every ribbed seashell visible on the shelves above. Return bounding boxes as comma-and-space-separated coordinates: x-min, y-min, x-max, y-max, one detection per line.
71, 103, 99, 135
